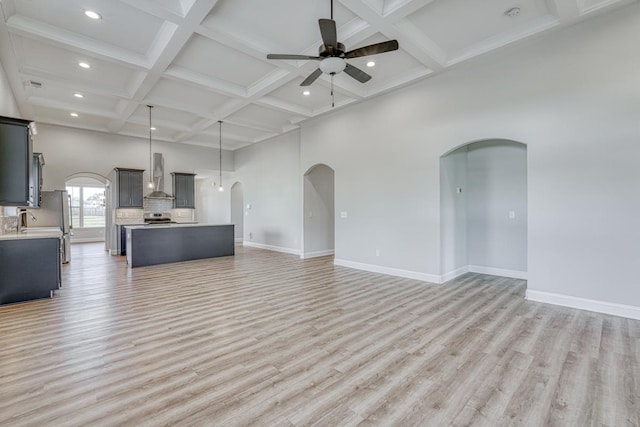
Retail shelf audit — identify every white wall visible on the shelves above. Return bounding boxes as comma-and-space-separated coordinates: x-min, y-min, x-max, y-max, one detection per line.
230, 182, 244, 240
0, 62, 19, 117
467, 141, 527, 273
298, 5, 640, 309
196, 174, 231, 225
233, 131, 301, 253
440, 146, 468, 277
303, 164, 335, 256
33, 124, 234, 192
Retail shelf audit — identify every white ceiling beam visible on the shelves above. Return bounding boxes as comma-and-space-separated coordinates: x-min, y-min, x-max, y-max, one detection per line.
338, 0, 445, 71
107, 0, 223, 133
548, 0, 582, 22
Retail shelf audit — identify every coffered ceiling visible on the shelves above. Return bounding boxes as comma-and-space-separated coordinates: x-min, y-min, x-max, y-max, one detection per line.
0, 0, 635, 150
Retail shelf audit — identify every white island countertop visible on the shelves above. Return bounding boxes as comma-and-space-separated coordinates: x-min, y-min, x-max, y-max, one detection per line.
125, 223, 232, 230
0, 227, 62, 241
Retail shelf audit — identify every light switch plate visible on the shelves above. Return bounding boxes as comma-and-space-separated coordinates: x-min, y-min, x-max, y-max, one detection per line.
340, 211, 348, 218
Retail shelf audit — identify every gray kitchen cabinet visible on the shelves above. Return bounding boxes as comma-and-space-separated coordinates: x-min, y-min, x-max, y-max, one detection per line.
115, 168, 144, 208
0, 116, 33, 206
171, 172, 195, 208
0, 237, 61, 304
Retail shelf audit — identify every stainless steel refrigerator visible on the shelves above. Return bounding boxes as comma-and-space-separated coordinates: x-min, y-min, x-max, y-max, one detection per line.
27, 190, 71, 263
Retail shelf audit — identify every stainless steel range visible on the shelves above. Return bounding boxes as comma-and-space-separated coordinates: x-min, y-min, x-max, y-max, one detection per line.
143, 212, 176, 225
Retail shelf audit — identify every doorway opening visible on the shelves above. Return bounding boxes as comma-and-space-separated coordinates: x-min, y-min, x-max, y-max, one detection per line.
302, 164, 335, 259
65, 174, 108, 243
230, 182, 244, 242
440, 139, 527, 282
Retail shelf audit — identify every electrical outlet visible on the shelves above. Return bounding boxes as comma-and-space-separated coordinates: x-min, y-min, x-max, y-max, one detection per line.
340, 211, 348, 218
509, 211, 516, 219
375, 249, 380, 257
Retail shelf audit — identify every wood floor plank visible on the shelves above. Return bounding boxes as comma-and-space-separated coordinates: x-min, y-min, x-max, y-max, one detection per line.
0, 243, 638, 426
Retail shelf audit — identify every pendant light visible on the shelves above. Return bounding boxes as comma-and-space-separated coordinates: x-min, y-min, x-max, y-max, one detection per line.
147, 105, 154, 189
218, 120, 224, 192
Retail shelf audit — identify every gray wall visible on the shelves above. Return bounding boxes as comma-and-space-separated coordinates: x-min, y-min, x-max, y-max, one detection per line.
233, 130, 301, 252
303, 164, 335, 255
230, 182, 244, 240
0, 62, 19, 117
440, 146, 468, 276
467, 141, 527, 272
299, 6, 640, 307
32, 124, 234, 192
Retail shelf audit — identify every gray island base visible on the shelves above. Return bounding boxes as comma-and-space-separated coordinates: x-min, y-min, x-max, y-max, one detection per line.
125, 224, 234, 268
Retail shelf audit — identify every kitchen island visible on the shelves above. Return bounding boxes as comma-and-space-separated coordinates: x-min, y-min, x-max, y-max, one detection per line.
0, 228, 62, 304
125, 223, 234, 268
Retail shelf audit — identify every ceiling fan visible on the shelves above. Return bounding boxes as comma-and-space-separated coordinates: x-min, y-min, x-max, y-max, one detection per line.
266, 0, 399, 105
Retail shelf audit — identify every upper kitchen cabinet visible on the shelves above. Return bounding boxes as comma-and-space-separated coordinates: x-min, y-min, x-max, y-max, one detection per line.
0, 116, 34, 207
171, 173, 195, 208
115, 168, 144, 208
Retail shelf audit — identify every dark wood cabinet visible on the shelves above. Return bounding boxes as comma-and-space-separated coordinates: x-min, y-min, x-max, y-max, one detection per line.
171, 173, 195, 208
0, 237, 61, 304
115, 168, 144, 208
0, 116, 33, 206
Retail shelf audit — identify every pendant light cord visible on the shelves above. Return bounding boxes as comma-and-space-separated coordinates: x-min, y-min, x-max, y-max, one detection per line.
148, 105, 153, 188
331, 0, 333, 20
218, 120, 223, 191
331, 74, 335, 108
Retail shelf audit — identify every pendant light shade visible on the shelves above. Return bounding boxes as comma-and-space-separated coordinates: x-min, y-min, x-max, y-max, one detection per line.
218, 120, 224, 192
147, 105, 154, 189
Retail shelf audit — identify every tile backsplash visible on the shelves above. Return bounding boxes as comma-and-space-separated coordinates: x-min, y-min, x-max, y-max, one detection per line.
0, 207, 18, 234
143, 198, 173, 213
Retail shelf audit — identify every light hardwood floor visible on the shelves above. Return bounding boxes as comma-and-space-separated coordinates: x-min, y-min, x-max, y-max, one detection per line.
0, 243, 638, 426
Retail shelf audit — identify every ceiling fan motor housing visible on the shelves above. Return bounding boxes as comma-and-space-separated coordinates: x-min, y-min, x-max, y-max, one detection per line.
319, 42, 345, 57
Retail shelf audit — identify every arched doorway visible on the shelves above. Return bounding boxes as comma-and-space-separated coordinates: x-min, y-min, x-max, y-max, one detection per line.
65, 173, 108, 243
302, 164, 335, 259
230, 182, 244, 242
440, 139, 527, 282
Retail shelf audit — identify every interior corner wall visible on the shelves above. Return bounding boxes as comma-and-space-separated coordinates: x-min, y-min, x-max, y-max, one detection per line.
303, 164, 335, 254
0, 61, 20, 117
467, 140, 527, 273
233, 131, 301, 253
440, 146, 468, 276
299, 4, 640, 309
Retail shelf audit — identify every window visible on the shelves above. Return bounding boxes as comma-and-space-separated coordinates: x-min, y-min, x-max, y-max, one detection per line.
65, 184, 106, 228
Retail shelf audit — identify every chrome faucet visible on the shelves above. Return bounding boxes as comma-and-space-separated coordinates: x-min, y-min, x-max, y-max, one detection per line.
17, 209, 37, 232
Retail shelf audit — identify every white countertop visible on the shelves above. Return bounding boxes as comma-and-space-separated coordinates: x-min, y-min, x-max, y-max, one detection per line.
125, 223, 232, 230
0, 227, 62, 241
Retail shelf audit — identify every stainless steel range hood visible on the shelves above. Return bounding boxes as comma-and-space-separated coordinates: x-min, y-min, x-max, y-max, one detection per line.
144, 153, 174, 199
144, 189, 174, 199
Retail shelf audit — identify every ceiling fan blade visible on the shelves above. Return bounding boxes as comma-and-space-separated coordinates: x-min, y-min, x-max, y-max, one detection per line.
267, 54, 321, 60
300, 68, 323, 86
318, 19, 338, 52
344, 63, 371, 83
344, 40, 399, 58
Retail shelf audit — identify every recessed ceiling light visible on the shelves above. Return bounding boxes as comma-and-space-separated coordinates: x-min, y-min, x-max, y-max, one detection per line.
366, 61, 375, 68
303, 90, 310, 96
74, 93, 84, 98
70, 113, 79, 117
78, 62, 90, 69
84, 10, 102, 20
150, 127, 157, 131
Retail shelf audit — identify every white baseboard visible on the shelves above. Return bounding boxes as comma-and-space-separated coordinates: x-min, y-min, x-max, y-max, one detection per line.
242, 241, 301, 256
71, 238, 105, 244
300, 249, 335, 259
235, 238, 243, 243
526, 289, 640, 320
334, 259, 440, 283
468, 265, 528, 280
440, 266, 470, 283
